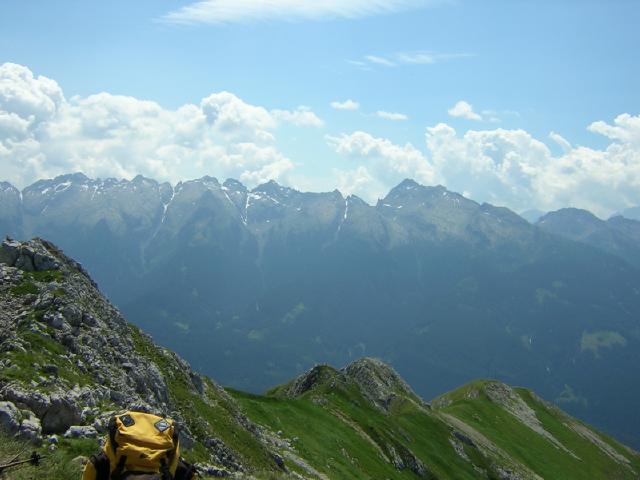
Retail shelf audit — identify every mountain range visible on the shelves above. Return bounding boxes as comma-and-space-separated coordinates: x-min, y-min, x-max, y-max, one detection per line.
1, 238, 639, 479
1, 173, 639, 449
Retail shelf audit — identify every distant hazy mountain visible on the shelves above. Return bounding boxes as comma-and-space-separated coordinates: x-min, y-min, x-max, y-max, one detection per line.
621, 206, 640, 221
519, 209, 546, 224
2, 174, 640, 449
537, 208, 640, 267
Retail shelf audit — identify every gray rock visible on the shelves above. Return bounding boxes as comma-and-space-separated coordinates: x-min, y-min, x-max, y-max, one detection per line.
81, 312, 97, 326
41, 394, 82, 434
0, 239, 60, 272
64, 425, 98, 439
0, 239, 20, 266
0, 401, 21, 432
62, 305, 83, 326
19, 414, 42, 442
44, 311, 67, 330
3, 386, 51, 417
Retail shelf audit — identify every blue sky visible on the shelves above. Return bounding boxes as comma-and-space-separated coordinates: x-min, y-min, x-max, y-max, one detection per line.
1, 0, 639, 216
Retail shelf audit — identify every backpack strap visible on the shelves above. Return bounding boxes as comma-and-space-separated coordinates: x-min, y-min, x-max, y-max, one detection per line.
89, 451, 110, 480
174, 458, 197, 480
110, 455, 127, 480
108, 416, 119, 453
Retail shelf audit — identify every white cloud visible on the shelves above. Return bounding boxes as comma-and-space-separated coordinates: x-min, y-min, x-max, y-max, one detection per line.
327, 131, 436, 191
549, 131, 572, 153
163, 0, 448, 25
448, 100, 482, 121
272, 106, 324, 127
201, 91, 276, 142
588, 113, 640, 144
331, 99, 360, 111
352, 51, 472, 69
424, 119, 640, 217
376, 110, 408, 121
327, 117, 640, 217
395, 51, 473, 64
334, 165, 388, 200
0, 63, 303, 188
364, 55, 396, 67
0, 63, 64, 129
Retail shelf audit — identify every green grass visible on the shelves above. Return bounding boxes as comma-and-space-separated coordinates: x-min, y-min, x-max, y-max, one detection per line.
1, 323, 92, 388
232, 375, 486, 480
0, 428, 90, 480
128, 325, 278, 473
8, 270, 65, 297
9, 281, 38, 296
435, 383, 640, 480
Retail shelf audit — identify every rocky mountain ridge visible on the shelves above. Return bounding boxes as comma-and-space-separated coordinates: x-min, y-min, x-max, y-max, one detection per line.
537, 208, 640, 267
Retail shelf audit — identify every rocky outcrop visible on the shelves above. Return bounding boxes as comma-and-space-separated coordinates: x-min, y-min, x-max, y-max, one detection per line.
0, 238, 274, 473
278, 358, 427, 414
342, 357, 426, 413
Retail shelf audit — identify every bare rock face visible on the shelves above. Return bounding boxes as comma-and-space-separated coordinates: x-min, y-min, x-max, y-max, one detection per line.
0, 237, 61, 272
342, 357, 425, 412
0, 400, 21, 432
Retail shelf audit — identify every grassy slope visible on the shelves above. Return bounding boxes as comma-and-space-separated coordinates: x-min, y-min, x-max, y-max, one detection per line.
433, 381, 640, 480
128, 325, 278, 473
0, 428, 97, 480
231, 374, 640, 480
231, 369, 484, 480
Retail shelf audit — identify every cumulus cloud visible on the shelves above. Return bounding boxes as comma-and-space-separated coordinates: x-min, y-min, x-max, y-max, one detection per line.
331, 99, 360, 111
549, 131, 572, 153
424, 119, 640, 216
0, 63, 313, 188
448, 100, 482, 121
0, 63, 64, 129
162, 0, 448, 25
333, 165, 389, 200
328, 115, 640, 217
588, 113, 640, 144
271, 106, 324, 127
376, 110, 408, 121
327, 131, 436, 189
201, 91, 276, 142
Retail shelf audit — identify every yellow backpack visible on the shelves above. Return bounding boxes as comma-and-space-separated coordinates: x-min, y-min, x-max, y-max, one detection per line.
82, 411, 197, 480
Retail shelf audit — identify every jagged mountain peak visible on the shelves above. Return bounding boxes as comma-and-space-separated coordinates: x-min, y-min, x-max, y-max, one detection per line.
0, 181, 18, 191
190, 175, 221, 189
252, 179, 294, 198
222, 178, 247, 192
381, 179, 472, 209
345, 193, 368, 206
